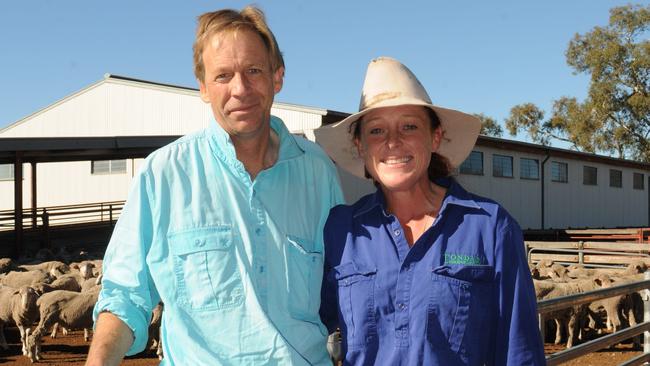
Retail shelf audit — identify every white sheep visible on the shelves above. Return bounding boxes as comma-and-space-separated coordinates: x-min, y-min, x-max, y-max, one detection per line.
26, 287, 100, 362
19, 261, 70, 278
1, 270, 54, 288
0, 285, 40, 356
0, 258, 16, 274
147, 302, 164, 360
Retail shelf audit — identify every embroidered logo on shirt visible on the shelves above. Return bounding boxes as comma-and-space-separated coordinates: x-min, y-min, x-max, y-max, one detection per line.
444, 253, 485, 265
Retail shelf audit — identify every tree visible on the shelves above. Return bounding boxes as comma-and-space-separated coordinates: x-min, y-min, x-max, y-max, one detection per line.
474, 113, 503, 137
506, 4, 650, 162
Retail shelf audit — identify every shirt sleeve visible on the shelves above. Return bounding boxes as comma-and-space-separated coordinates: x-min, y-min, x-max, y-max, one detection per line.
493, 215, 546, 366
320, 212, 340, 334
93, 168, 160, 356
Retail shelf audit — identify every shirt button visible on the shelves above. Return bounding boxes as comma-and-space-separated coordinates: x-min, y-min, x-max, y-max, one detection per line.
394, 229, 401, 236
255, 228, 262, 236
398, 303, 406, 310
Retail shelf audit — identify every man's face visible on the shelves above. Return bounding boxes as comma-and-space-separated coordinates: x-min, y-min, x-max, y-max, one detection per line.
199, 29, 284, 140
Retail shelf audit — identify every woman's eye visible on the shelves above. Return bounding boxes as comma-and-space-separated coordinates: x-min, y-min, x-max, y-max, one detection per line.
403, 124, 418, 131
369, 128, 383, 135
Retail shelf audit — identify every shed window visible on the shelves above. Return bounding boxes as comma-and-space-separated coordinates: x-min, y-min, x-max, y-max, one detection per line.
493, 154, 513, 178
583, 166, 597, 186
634, 172, 645, 190
459, 151, 483, 175
0, 164, 14, 181
551, 162, 568, 183
91, 159, 127, 175
609, 169, 622, 188
520, 158, 539, 180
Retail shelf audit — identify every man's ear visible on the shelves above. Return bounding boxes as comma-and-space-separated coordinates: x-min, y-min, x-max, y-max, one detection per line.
198, 80, 210, 103
273, 66, 284, 94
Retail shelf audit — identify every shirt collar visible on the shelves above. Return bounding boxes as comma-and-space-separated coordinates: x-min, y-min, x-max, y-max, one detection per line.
207, 115, 304, 165
352, 177, 482, 219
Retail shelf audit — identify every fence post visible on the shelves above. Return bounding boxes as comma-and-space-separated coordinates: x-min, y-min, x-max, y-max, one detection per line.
109, 204, 113, 227
42, 209, 50, 249
578, 241, 584, 265
643, 271, 650, 358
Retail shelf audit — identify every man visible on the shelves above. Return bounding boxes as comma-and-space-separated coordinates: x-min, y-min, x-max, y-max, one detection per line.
85, 6, 344, 365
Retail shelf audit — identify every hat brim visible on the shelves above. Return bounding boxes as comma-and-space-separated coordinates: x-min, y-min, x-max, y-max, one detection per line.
314, 99, 481, 179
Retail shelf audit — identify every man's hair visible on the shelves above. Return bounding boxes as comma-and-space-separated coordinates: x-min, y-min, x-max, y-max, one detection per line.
193, 6, 285, 82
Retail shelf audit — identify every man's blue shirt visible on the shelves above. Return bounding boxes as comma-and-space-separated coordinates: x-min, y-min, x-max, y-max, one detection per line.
320, 178, 545, 365
94, 116, 345, 365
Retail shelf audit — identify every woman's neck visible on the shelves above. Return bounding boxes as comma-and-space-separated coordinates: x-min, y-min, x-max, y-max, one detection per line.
383, 180, 447, 246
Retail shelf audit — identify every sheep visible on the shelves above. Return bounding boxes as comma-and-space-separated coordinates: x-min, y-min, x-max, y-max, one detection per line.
19, 261, 70, 278
147, 302, 164, 360
50, 274, 103, 338
69, 261, 96, 281
0, 258, 16, 274
31, 275, 82, 296
535, 277, 605, 348
0, 270, 54, 288
0, 285, 40, 356
26, 287, 100, 362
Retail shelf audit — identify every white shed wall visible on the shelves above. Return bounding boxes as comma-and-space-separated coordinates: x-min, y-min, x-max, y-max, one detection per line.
0, 78, 330, 211
455, 146, 648, 230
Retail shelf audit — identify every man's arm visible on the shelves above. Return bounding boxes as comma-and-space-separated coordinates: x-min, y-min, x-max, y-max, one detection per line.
85, 312, 134, 366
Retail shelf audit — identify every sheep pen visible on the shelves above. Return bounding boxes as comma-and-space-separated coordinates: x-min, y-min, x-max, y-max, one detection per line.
0, 245, 647, 365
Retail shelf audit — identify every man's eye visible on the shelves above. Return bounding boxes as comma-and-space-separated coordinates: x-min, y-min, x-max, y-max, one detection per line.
215, 73, 231, 82
248, 68, 262, 75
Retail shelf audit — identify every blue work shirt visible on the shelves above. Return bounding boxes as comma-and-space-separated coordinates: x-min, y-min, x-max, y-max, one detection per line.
320, 178, 545, 365
94, 116, 345, 365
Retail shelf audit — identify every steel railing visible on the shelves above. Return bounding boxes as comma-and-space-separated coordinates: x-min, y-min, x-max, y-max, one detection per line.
541, 272, 650, 365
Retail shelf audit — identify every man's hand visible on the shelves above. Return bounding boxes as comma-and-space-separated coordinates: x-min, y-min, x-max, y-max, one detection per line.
85, 312, 134, 366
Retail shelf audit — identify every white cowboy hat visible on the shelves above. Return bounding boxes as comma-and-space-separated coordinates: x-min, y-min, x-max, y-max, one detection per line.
314, 56, 481, 179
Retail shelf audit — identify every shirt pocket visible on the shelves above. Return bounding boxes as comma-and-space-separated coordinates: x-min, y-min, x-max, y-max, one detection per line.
333, 262, 377, 349
168, 226, 244, 311
286, 235, 323, 321
427, 265, 494, 355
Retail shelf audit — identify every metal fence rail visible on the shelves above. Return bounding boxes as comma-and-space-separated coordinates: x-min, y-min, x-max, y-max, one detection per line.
541, 272, 650, 365
527, 241, 650, 269
0, 201, 124, 232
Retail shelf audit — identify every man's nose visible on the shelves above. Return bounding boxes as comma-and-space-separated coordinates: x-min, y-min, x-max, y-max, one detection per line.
231, 73, 251, 97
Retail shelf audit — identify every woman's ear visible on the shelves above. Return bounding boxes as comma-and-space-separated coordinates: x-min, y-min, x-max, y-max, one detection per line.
354, 137, 365, 158
431, 126, 443, 151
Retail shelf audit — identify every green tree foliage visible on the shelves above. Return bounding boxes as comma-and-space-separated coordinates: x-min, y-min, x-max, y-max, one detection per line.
506, 4, 650, 161
473, 113, 503, 137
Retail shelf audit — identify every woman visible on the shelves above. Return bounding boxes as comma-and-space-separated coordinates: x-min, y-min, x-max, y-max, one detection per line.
316, 57, 545, 365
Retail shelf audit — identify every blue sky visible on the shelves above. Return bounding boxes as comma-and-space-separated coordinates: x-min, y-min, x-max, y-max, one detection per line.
1, 1, 647, 147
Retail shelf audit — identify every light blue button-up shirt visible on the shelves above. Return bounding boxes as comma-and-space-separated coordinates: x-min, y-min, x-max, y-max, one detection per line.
93, 116, 345, 365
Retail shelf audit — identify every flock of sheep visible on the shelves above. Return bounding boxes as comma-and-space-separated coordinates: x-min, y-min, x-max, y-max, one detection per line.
2, 246, 647, 362
0, 247, 162, 363
532, 259, 648, 349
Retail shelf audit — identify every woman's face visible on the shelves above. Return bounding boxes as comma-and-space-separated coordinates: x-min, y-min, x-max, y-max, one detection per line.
355, 105, 442, 192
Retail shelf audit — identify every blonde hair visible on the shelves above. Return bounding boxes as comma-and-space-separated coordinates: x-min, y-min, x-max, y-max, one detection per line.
193, 6, 284, 82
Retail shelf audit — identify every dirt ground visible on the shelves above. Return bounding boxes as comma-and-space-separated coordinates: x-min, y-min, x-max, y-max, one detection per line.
0, 327, 159, 366
0, 326, 643, 365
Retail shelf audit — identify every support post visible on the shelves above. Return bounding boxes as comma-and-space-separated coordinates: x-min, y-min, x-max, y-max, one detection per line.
14, 152, 23, 258
30, 161, 37, 229
643, 271, 650, 358
578, 241, 584, 265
